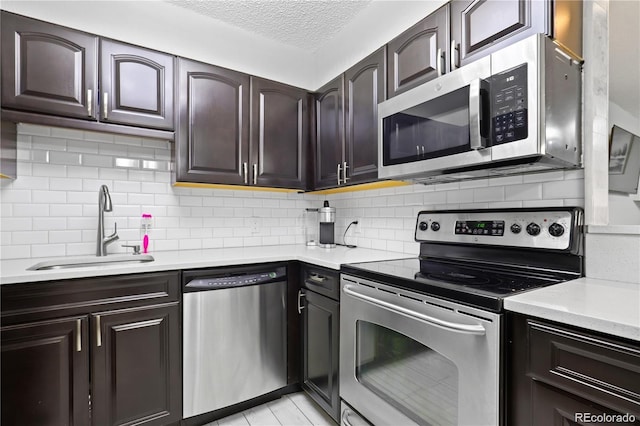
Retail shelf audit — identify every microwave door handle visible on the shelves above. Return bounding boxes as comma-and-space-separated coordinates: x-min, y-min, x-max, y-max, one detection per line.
343, 284, 486, 335
469, 78, 486, 150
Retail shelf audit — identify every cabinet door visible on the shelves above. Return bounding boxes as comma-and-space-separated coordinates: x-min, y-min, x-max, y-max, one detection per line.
1, 316, 90, 426
450, 0, 549, 68
91, 303, 181, 426
314, 76, 344, 190
531, 381, 628, 426
1, 11, 98, 119
344, 47, 385, 185
100, 39, 175, 130
302, 290, 340, 422
387, 4, 448, 98
175, 58, 250, 185
250, 77, 307, 189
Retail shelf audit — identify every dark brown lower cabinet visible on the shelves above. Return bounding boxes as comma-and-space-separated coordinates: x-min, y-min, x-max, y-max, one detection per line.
1, 271, 182, 426
1, 316, 90, 426
507, 312, 640, 426
300, 264, 340, 422
91, 303, 181, 426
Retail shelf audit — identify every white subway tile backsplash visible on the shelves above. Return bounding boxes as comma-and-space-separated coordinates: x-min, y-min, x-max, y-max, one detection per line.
32, 244, 66, 258
49, 230, 83, 244
473, 186, 505, 203
505, 183, 542, 201
1, 125, 586, 259
1, 245, 31, 259
542, 178, 585, 200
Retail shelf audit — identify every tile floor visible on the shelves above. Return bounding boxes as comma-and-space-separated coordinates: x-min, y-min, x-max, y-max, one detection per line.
204, 392, 338, 426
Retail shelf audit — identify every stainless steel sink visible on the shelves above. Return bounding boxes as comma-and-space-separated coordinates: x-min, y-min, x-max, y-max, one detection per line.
27, 254, 155, 271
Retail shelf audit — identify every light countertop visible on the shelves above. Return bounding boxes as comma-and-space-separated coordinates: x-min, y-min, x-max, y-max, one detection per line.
504, 277, 640, 342
0, 245, 411, 285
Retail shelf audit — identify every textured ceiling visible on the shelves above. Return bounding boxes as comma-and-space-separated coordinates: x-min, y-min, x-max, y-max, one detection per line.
166, 0, 373, 51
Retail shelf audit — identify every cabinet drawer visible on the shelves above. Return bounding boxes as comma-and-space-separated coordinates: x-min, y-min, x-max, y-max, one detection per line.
301, 263, 339, 301
528, 320, 640, 416
1, 271, 180, 325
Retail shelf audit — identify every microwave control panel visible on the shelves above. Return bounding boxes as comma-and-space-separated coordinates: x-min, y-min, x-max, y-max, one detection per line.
491, 64, 528, 145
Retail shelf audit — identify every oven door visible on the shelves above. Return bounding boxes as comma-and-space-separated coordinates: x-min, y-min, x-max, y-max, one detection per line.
340, 275, 501, 426
378, 56, 492, 180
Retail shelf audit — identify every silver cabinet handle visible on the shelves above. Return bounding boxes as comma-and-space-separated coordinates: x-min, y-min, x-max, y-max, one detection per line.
87, 89, 92, 117
421, 146, 426, 156
309, 273, 327, 283
469, 79, 486, 150
416, 145, 420, 156
95, 315, 102, 347
451, 40, 459, 70
252, 163, 257, 185
337, 163, 342, 186
343, 284, 486, 335
76, 319, 82, 352
343, 161, 349, 183
297, 290, 306, 314
103, 92, 108, 120
436, 47, 443, 76
243, 162, 248, 184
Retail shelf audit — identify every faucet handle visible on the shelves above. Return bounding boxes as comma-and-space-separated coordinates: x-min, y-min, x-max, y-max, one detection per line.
109, 222, 118, 238
122, 244, 141, 255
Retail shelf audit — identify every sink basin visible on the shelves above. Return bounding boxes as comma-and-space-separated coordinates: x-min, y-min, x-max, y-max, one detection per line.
27, 254, 155, 271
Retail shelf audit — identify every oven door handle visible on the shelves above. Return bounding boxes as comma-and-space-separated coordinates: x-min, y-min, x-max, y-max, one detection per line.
343, 285, 486, 335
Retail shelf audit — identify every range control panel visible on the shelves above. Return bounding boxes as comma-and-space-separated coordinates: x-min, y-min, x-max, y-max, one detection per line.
415, 208, 582, 251
491, 63, 528, 145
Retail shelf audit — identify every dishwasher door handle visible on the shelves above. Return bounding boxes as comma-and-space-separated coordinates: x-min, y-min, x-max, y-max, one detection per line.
343, 284, 485, 335
297, 289, 306, 314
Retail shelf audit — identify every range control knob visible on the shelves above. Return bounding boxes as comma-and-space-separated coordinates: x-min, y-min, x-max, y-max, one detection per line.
510, 223, 522, 234
548, 222, 565, 237
526, 222, 541, 236
419, 221, 428, 231
430, 222, 441, 231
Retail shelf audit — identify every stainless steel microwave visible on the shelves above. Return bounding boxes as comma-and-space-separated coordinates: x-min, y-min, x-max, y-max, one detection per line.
378, 34, 582, 183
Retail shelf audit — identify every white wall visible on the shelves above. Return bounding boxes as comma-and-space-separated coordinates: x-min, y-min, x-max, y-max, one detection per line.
608, 102, 640, 225
311, 0, 446, 89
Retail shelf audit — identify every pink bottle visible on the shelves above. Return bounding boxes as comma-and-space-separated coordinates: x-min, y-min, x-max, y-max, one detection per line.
141, 214, 152, 254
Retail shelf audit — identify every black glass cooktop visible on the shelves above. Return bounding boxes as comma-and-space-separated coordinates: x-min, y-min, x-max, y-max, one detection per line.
341, 258, 571, 312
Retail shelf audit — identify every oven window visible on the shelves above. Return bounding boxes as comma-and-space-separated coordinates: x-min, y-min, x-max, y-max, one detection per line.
382, 86, 471, 166
355, 321, 458, 425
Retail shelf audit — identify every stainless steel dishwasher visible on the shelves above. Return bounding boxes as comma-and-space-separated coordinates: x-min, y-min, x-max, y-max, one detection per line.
182, 264, 287, 419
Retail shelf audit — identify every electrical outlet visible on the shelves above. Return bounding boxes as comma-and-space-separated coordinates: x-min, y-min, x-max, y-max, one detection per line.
353, 219, 362, 234
250, 217, 260, 234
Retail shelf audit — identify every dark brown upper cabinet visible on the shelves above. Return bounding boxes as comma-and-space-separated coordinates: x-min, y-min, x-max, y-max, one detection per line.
387, 5, 449, 98
314, 76, 344, 190
250, 77, 307, 190
1, 11, 98, 120
100, 39, 175, 130
175, 58, 250, 186
450, 0, 583, 69
314, 48, 385, 190
344, 47, 385, 185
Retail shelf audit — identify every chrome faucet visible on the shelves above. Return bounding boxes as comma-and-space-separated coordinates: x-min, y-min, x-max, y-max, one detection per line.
97, 185, 118, 256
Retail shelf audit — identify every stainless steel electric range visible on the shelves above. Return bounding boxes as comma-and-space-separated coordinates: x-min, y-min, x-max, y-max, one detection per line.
339, 207, 584, 426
